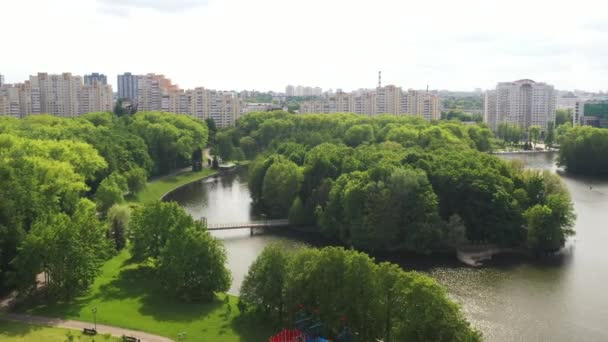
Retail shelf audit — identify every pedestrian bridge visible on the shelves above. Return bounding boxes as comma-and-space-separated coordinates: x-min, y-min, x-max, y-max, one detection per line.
201, 218, 290, 235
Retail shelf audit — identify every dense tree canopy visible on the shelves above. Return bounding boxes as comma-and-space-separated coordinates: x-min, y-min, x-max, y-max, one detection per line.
130, 201, 231, 301
0, 111, 210, 295
235, 112, 574, 253
558, 126, 608, 177
240, 245, 481, 342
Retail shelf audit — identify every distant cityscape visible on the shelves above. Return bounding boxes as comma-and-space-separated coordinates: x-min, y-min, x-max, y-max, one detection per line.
1, 72, 607, 129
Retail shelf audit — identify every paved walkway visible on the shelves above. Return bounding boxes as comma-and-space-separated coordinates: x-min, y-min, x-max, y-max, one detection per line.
2, 313, 173, 342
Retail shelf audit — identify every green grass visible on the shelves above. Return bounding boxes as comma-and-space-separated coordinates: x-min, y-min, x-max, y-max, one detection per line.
16, 250, 274, 342
0, 319, 118, 341
129, 168, 217, 204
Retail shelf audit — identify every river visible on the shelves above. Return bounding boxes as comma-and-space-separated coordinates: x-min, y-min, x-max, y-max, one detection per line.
163, 153, 608, 341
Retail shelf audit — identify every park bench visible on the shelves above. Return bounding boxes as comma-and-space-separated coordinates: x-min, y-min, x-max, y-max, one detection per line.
122, 335, 140, 342
83, 328, 97, 335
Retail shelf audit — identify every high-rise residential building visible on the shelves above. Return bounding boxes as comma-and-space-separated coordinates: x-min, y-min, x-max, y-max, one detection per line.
484, 79, 556, 131
299, 85, 440, 121
79, 81, 114, 114
1, 72, 112, 117
84, 73, 108, 86
285, 85, 295, 97
31, 73, 82, 117
136, 73, 179, 111
117, 72, 140, 102
0, 74, 5, 87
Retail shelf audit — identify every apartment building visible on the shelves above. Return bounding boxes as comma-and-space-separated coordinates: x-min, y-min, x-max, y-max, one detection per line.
484, 79, 556, 131
84, 73, 108, 86
299, 85, 440, 121
0, 74, 4, 87
117, 72, 140, 102
0, 73, 113, 117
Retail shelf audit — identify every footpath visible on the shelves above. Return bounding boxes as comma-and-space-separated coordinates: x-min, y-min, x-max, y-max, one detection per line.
2, 313, 172, 342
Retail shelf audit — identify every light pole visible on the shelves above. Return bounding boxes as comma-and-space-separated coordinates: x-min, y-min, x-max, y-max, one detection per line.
92, 307, 97, 331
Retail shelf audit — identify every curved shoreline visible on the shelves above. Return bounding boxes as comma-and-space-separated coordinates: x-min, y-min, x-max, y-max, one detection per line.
159, 170, 219, 201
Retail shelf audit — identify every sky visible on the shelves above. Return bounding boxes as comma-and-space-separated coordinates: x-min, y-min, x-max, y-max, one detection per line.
2, 0, 608, 92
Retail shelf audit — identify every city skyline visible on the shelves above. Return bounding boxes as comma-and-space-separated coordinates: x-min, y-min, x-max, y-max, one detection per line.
2, 0, 608, 93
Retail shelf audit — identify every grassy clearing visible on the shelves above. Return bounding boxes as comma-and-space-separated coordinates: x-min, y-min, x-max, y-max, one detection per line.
129, 168, 217, 204
16, 249, 274, 341
0, 319, 118, 341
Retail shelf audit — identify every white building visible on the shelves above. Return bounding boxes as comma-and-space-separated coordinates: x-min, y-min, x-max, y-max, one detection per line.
484, 79, 556, 131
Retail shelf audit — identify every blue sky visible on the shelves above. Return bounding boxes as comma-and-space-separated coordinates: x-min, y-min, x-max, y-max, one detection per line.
2, 0, 607, 92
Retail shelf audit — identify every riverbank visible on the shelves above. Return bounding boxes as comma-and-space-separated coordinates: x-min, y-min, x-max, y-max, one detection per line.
129, 168, 218, 204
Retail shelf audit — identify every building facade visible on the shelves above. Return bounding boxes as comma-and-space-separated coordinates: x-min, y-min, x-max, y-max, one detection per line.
117, 72, 140, 102
484, 79, 556, 131
0, 72, 113, 117
299, 86, 440, 121
84, 73, 108, 86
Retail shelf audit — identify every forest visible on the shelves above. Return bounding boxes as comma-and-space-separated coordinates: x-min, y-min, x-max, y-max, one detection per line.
219, 111, 575, 254
558, 125, 608, 177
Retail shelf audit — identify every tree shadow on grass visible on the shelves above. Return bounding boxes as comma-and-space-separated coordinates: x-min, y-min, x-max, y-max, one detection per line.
231, 312, 275, 342
97, 265, 224, 323
0, 319, 45, 337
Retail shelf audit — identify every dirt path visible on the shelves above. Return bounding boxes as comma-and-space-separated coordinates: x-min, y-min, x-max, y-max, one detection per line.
2, 313, 173, 342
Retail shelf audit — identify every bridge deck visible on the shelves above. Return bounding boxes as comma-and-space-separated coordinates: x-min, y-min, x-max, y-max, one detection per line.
206, 219, 289, 230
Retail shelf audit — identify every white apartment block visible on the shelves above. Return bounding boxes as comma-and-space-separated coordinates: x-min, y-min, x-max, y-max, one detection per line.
299, 86, 440, 121
0, 73, 113, 118
484, 79, 556, 131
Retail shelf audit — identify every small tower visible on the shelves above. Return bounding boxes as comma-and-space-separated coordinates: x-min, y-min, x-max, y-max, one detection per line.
378, 71, 382, 88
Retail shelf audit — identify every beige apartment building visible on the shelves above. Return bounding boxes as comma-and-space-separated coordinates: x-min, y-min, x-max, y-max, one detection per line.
299, 85, 440, 121
0, 73, 113, 117
484, 79, 556, 131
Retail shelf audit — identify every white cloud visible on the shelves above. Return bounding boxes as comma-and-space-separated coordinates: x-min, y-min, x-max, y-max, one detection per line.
1, 0, 608, 92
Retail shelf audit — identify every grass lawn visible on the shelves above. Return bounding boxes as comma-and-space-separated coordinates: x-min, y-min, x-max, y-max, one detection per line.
15, 250, 275, 342
129, 168, 217, 204
0, 319, 118, 341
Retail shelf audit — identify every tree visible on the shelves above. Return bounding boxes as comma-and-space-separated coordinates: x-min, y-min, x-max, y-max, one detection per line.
124, 167, 147, 194
217, 131, 234, 161
528, 125, 541, 149
13, 199, 110, 299
558, 126, 608, 176
95, 176, 125, 213
261, 159, 303, 217
106, 204, 131, 251
555, 108, 573, 126
157, 222, 231, 302
238, 246, 483, 341
205, 118, 218, 146
129, 201, 194, 260
239, 136, 258, 160
240, 244, 290, 321
344, 124, 375, 147
544, 121, 555, 147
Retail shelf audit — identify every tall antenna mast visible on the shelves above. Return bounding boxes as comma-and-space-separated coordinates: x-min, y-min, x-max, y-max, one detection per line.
378, 71, 382, 88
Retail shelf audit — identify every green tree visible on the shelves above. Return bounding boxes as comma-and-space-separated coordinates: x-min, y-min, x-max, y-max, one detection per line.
129, 201, 194, 260
157, 222, 231, 302
14, 199, 110, 299
240, 244, 290, 321
344, 124, 375, 147
124, 167, 148, 194
528, 125, 541, 149
555, 108, 573, 126
262, 159, 303, 217
95, 176, 124, 213
106, 204, 131, 251
216, 131, 234, 161
558, 126, 608, 176
544, 121, 555, 147
239, 136, 258, 160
